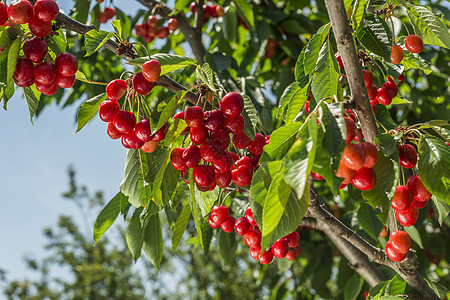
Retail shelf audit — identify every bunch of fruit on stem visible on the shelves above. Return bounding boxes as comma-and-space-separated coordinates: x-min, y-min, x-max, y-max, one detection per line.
97, 7, 116, 24
189, 1, 225, 24
135, 15, 179, 43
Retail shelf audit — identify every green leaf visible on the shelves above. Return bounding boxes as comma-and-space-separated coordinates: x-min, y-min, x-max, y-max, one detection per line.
142, 213, 163, 270
84, 29, 115, 57
196, 63, 215, 91
241, 95, 257, 140
408, 5, 450, 49
197, 187, 219, 218
319, 102, 346, 159
424, 279, 450, 299
189, 168, 204, 250
390, 96, 412, 105
356, 15, 392, 60
51, 29, 68, 53
352, 0, 368, 29
286, 84, 309, 124
404, 226, 423, 249
294, 47, 309, 88
155, 90, 186, 132
232, 0, 254, 29
362, 151, 399, 225
75, 93, 107, 133
172, 205, 191, 253
217, 230, 237, 266
114, 8, 131, 39
150, 148, 171, 207
344, 274, 363, 300
357, 204, 384, 240
431, 196, 450, 226
93, 192, 122, 243
311, 39, 339, 102
111, 19, 123, 40
6, 38, 20, 94
383, 275, 406, 296
417, 136, 450, 204
304, 23, 331, 76
260, 122, 302, 162
125, 207, 144, 261
277, 82, 301, 120
120, 149, 152, 208
128, 54, 196, 75
401, 52, 432, 75
175, 0, 191, 11
22, 86, 40, 125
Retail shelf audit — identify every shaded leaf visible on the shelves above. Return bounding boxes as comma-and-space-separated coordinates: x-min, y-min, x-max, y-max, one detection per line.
75, 93, 107, 133
93, 192, 122, 243
241, 95, 257, 140
357, 204, 384, 240
22, 86, 40, 125
142, 213, 163, 270
232, 0, 254, 29
344, 274, 363, 300
311, 39, 339, 101
125, 207, 144, 261
172, 205, 191, 253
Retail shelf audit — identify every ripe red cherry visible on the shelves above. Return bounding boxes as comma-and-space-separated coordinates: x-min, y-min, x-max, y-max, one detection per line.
135, 23, 149, 37
376, 87, 392, 105
210, 206, 229, 225
23, 38, 48, 63
220, 92, 244, 118
362, 70, 374, 86
311, 171, 324, 180
406, 175, 431, 202
173, 111, 185, 120
285, 249, 296, 261
389, 231, 411, 254
142, 59, 161, 82
0, 3, 7, 25
414, 199, 428, 209
193, 165, 215, 186
214, 169, 232, 188
367, 83, 378, 101
208, 214, 220, 229
344, 117, 356, 143
98, 100, 120, 122
345, 109, 357, 122
398, 144, 417, 169
42, 81, 58, 95
7, 0, 33, 24
147, 15, 158, 27
249, 246, 261, 260
359, 142, 378, 168
212, 151, 233, 173
220, 216, 235, 233
190, 125, 209, 145
391, 45, 404, 64
55, 52, 78, 77
200, 142, 222, 162
382, 80, 398, 98
141, 140, 158, 153
56, 74, 75, 88
335, 52, 344, 68
151, 123, 168, 142
107, 121, 122, 139
392, 185, 413, 211
215, 5, 225, 17
14, 77, 34, 87
234, 217, 251, 236
248, 133, 266, 155
341, 143, 365, 170
235, 156, 252, 169
398, 74, 405, 85
244, 227, 261, 248
34, 62, 57, 85
157, 27, 170, 39
185, 106, 204, 128
121, 131, 144, 149
259, 248, 274, 264
284, 231, 300, 248
134, 119, 152, 142
211, 130, 230, 151
170, 148, 187, 171
97, 11, 108, 24
34, 0, 59, 21
189, 2, 196, 13
182, 145, 201, 168
112, 111, 136, 134
395, 203, 419, 227
28, 16, 52, 37
13, 57, 34, 83
386, 241, 407, 262
351, 167, 376, 190
245, 208, 257, 226
272, 239, 288, 259
232, 133, 252, 149
232, 165, 252, 187
106, 79, 127, 101
224, 115, 245, 134
132, 72, 154, 95
405, 35, 424, 53
104, 7, 115, 19
204, 109, 224, 132
336, 161, 356, 186
167, 18, 178, 31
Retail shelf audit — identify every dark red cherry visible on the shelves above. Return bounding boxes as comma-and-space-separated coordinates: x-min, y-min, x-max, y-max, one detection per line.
284, 231, 300, 248
14, 77, 34, 87
344, 117, 356, 143
34, 80, 54, 93
212, 151, 233, 173
196, 180, 216, 192
121, 131, 144, 149
23, 38, 48, 63
167, 17, 178, 31
335, 52, 344, 68
351, 167, 376, 191
398, 144, 417, 169
132, 72, 154, 95
259, 248, 274, 264
34, 0, 59, 21
414, 199, 428, 209
28, 16, 52, 38
386, 241, 407, 262
104, 7, 115, 19
382, 80, 398, 98
157, 26, 170, 39
190, 125, 209, 145
224, 115, 244, 134
208, 214, 220, 229
210, 206, 229, 225
398, 74, 405, 85
395, 203, 419, 227
376, 87, 392, 106
406, 175, 431, 202
112, 111, 136, 134
13, 57, 34, 83
272, 238, 288, 259
151, 123, 168, 142
134, 119, 152, 142
0, 3, 7, 25
248, 133, 266, 155
367, 84, 378, 102
135, 23, 149, 37
200, 142, 222, 162
389, 231, 411, 254
244, 227, 261, 248
55, 52, 78, 77
55, 74, 75, 88
232, 165, 252, 187
173, 111, 185, 120
34, 62, 57, 85
182, 145, 201, 168
185, 106, 204, 128
285, 249, 296, 261
210, 129, 230, 151
171, 148, 187, 171
42, 81, 58, 95
220, 92, 244, 118
214, 169, 232, 188
220, 216, 235, 233
232, 132, 252, 149
99, 100, 120, 122
7, 0, 33, 24
234, 217, 251, 236
106, 79, 127, 101
193, 165, 215, 186
204, 109, 224, 132
249, 246, 261, 260
235, 156, 252, 169
245, 207, 257, 226
107, 121, 122, 139
392, 185, 413, 212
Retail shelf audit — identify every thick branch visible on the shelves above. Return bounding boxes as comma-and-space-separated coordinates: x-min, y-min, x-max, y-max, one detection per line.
324, 0, 378, 143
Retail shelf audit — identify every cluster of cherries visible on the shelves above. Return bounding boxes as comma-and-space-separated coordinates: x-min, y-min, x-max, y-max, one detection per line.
98, 7, 116, 24
189, 2, 225, 24
391, 34, 424, 65
170, 92, 268, 192
99, 59, 166, 151
0, 0, 59, 38
208, 205, 302, 264
135, 15, 179, 43
385, 230, 412, 262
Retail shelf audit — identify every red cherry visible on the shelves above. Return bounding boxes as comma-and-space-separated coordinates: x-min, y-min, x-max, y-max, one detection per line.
214, 169, 232, 188
284, 231, 300, 248
389, 231, 411, 254
414, 199, 428, 209
34, 62, 57, 85
104, 7, 115, 19
204, 109, 224, 132
224, 115, 245, 134
341, 143, 365, 170
285, 249, 296, 261
167, 18, 178, 31
107, 121, 122, 139
210, 206, 229, 225
134, 119, 152, 142
208, 214, 220, 229
0, 3, 7, 25
344, 117, 356, 143
23, 38, 48, 63
311, 171, 324, 180
215, 5, 225, 17
173, 111, 185, 120
34, 80, 53, 93
146, 26, 158, 39
142, 59, 161, 82
55, 52, 78, 77
112, 111, 136, 134
106, 79, 127, 101
121, 131, 144, 149
211, 130, 230, 151
244, 227, 261, 248
157, 26, 170, 39
248, 133, 266, 155
392, 185, 413, 211
190, 125, 209, 145
202, 5, 212, 23
346, 109, 357, 122
362, 70, 374, 86
147, 15, 158, 28
406, 175, 431, 202
336, 161, 356, 186
55, 74, 75, 88
398, 144, 417, 169
212, 151, 233, 173
235, 156, 252, 169
354, 128, 364, 142
200, 142, 222, 162
132, 72, 154, 95
14, 77, 34, 87
272, 238, 288, 259
220, 216, 235, 233
367, 84, 378, 102
259, 248, 274, 264
386, 241, 407, 262
42, 81, 58, 95
13, 58, 34, 83
135, 23, 149, 37
141, 140, 158, 153
398, 74, 405, 85
34, 0, 59, 21
382, 80, 398, 98
97, 11, 108, 24
294, 244, 302, 256
193, 165, 215, 186
185, 106, 204, 128
220, 92, 244, 118
170, 148, 187, 171
182, 145, 201, 168
395, 203, 419, 227
351, 167, 376, 191
304, 97, 311, 114
405, 35, 423, 53
245, 208, 257, 226
249, 246, 261, 260
359, 142, 378, 168
376, 87, 392, 105
232, 165, 252, 187
151, 123, 168, 142
99, 100, 120, 122
7, 0, 33, 24
335, 52, 344, 68
391, 45, 404, 64
234, 217, 251, 236
28, 16, 52, 37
